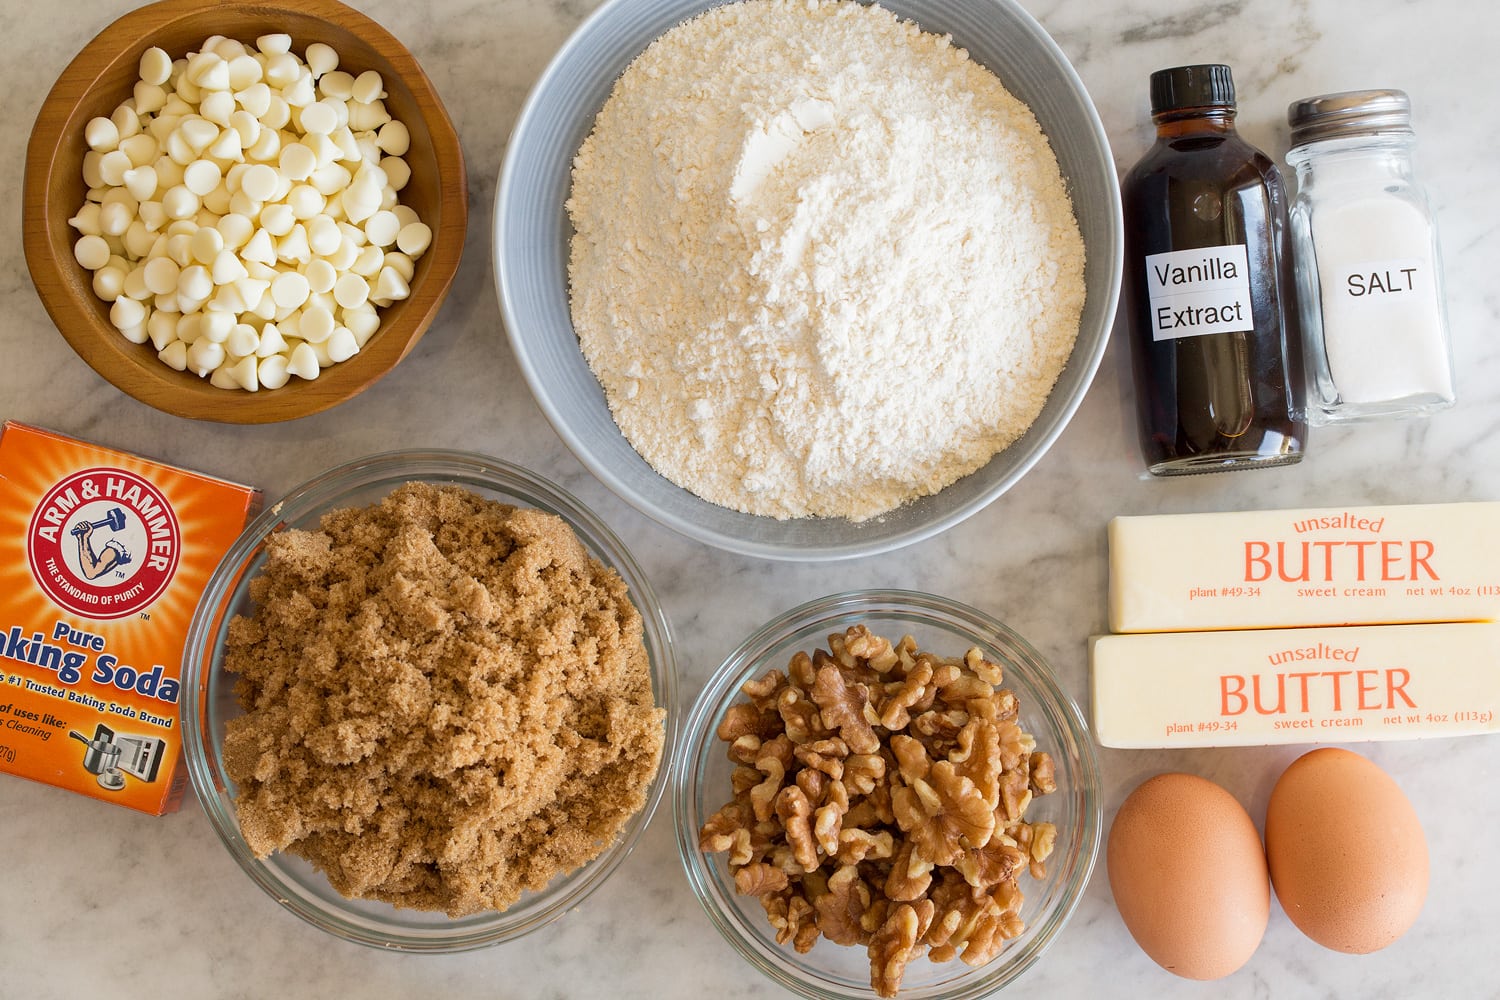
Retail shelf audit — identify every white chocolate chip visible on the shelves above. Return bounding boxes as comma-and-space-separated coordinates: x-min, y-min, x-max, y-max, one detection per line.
305, 258, 337, 295
162, 185, 200, 220
346, 306, 379, 347
210, 248, 248, 285
286, 184, 326, 220
99, 200, 133, 237
240, 163, 279, 202
133, 81, 168, 116
99, 150, 133, 186
110, 105, 141, 140
227, 55, 263, 90
256, 33, 291, 55
178, 263, 213, 302
255, 322, 287, 357
383, 252, 416, 283
146, 310, 178, 350
227, 323, 260, 358
261, 96, 291, 131
200, 89, 235, 126
261, 202, 296, 237
143, 256, 181, 296
110, 296, 147, 330
123, 165, 159, 201
180, 117, 219, 153
92, 266, 126, 301
85, 117, 120, 152
208, 127, 243, 161
376, 121, 410, 157
183, 159, 223, 196
271, 271, 310, 309
351, 70, 384, 104
325, 326, 359, 363
121, 133, 159, 167
318, 70, 354, 101
158, 339, 189, 371
189, 225, 224, 263
188, 338, 226, 376
304, 43, 338, 77
74, 235, 111, 270
264, 52, 300, 88
257, 353, 290, 389
140, 47, 173, 87
123, 221, 155, 259
332, 272, 370, 310
277, 225, 311, 264
200, 310, 235, 343
363, 210, 400, 248
299, 100, 338, 135
225, 355, 260, 391
372, 265, 410, 304
381, 156, 411, 192
236, 82, 272, 118
279, 142, 317, 181
286, 342, 320, 380
241, 227, 277, 264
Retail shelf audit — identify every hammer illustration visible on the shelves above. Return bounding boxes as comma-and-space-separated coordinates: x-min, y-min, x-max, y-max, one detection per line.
70, 506, 128, 536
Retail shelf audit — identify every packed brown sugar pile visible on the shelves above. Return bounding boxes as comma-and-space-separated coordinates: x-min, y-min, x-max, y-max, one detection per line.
221, 482, 664, 916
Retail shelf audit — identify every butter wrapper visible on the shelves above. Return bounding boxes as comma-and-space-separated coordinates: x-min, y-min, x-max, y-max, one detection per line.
1108, 501, 1500, 632
1091, 623, 1500, 748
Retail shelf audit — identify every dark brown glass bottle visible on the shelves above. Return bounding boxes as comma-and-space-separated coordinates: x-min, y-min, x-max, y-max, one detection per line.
1123, 64, 1307, 475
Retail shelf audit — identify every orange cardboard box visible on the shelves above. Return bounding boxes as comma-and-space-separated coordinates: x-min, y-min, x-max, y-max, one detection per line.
0, 422, 259, 814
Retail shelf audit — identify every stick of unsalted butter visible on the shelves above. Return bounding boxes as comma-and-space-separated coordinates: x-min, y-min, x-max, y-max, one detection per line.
1108, 501, 1500, 632
1090, 623, 1500, 748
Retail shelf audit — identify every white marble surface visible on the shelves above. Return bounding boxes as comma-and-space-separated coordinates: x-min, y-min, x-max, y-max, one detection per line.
3, 0, 1497, 996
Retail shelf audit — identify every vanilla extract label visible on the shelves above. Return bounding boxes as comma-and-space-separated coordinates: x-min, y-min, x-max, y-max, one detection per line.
1145, 244, 1254, 341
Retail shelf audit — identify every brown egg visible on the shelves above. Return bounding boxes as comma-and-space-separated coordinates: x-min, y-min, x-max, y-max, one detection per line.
1264, 747, 1428, 953
1107, 773, 1270, 979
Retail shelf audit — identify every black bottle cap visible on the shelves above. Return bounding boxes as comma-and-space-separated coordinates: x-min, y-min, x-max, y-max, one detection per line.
1150, 64, 1236, 113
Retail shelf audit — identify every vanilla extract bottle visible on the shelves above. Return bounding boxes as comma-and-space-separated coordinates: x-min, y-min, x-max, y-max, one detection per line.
1123, 64, 1307, 475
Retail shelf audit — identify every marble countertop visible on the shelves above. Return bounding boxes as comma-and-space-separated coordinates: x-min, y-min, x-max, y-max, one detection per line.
4, 0, 1496, 996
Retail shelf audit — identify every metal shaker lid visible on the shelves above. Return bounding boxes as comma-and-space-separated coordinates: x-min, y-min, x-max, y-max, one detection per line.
1288, 89, 1413, 146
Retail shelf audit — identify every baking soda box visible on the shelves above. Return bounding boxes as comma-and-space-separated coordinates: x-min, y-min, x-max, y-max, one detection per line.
0, 422, 259, 814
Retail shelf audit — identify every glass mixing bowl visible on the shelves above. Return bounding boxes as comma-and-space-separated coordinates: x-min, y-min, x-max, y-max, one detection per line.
673, 590, 1100, 998
181, 449, 677, 950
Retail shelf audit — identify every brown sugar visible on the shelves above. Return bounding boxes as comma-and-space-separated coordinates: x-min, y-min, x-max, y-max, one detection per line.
221, 482, 665, 917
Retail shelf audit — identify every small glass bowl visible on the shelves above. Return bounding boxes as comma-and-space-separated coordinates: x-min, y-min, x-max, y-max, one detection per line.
181, 449, 678, 951
673, 590, 1100, 999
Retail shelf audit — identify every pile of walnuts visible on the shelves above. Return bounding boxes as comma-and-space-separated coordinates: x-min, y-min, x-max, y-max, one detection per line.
699, 625, 1058, 997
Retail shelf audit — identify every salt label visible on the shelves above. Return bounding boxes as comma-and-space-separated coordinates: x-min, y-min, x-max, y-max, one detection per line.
1145, 244, 1254, 341
1332, 256, 1432, 307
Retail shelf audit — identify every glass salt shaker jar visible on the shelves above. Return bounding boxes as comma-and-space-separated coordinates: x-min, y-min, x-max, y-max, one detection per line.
1286, 89, 1455, 423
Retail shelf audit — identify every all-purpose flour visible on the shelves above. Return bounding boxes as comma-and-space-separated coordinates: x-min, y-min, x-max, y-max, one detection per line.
567, 0, 1086, 521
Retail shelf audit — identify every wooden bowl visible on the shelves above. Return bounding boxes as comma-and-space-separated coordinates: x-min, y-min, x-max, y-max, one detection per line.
23, 0, 466, 423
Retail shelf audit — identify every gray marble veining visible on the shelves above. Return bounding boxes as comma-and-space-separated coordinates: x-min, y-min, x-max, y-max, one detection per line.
2, 0, 1496, 997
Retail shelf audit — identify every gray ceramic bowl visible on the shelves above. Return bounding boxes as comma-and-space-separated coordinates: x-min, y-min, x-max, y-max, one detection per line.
495, 0, 1122, 561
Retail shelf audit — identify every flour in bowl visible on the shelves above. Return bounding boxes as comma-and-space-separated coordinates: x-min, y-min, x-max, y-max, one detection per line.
567, 0, 1086, 521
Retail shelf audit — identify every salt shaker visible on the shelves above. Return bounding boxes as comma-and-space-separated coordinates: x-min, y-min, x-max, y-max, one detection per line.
1286, 89, 1455, 423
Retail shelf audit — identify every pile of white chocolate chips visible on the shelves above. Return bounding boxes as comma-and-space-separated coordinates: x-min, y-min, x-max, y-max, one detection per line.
70, 33, 432, 390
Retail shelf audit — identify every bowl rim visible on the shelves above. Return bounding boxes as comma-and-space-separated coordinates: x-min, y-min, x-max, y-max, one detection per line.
180, 448, 679, 950
670, 589, 1103, 998
494, 0, 1123, 562
22, 0, 468, 424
